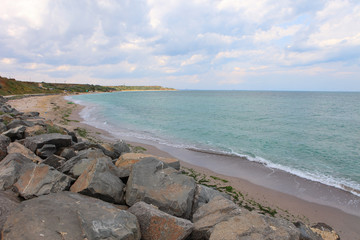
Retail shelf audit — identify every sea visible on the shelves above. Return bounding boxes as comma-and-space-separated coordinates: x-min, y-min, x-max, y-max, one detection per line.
67, 90, 360, 199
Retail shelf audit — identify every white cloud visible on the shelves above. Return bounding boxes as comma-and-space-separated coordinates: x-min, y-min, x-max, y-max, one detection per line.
254, 25, 302, 42
181, 54, 206, 66
1, 58, 16, 64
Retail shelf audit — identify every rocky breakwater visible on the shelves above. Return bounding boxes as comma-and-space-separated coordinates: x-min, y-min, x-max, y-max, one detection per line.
0, 95, 340, 240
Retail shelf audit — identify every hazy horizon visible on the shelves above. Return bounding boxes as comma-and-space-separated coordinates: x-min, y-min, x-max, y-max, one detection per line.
1, 0, 360, 91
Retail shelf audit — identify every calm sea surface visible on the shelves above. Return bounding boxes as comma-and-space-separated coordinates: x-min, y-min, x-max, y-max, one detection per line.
68, 91, 360, 196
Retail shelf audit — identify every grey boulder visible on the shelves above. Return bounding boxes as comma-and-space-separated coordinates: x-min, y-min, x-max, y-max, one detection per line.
24, 133, 72, 152
128, 201, 193, 240
191, 195, 242, 240
70, 157, 125, 204
2, 126, 26, 141
0, 135, 10, 160
126, 157, 196, 219
7, 142, 42, 164
2, 192, 141, 240
192, 184, 231, 214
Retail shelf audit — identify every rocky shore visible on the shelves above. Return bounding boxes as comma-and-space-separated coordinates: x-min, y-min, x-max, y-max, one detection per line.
0, 95, 341, 240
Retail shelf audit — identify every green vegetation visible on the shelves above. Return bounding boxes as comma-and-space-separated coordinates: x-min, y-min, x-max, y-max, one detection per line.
75, 127, 88, 138
128, 144, 147, 153
0, 76, 175, 96
181, 167, 278, 217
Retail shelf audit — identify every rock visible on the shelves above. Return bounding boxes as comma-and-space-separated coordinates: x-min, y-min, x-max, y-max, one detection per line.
71, 140, 91, 151
209, 211, 301, 240
24, 125, 47, 137
311, 223, 340, 240
0, 191, 20, 234
115, 153, 180, 177
0, 153, 34, 190
192, 184, 231, 214
60, 147, 76, 159
99, 142, 119, 159
191, 195, 242, 239
6, 119, 34, 129
0, 122, 6, 133
2, 126, 26, 141
13, 163, 73, 199
7, 142, 42, 163
24, 133, 72, 152
70, 157, 125, 204
0, 153, 72, 198
294, 222, 323, 240
128, 201, 193, 240
42, 154, 66, 170
2, 192, 141, 240
60, 148, 110, 178
0, 114, 14, 124
114, 140, 131, 155
126, 157, 196, 219
22, 112, 40, 118
0, 135, 10, 161
36, 144, 57, 158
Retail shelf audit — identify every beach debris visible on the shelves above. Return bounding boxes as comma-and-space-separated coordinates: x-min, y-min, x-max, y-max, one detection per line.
70, 157, 125, 204
2, 192, 141, 240
128, 201, 193, 240
126, 157, 196, 219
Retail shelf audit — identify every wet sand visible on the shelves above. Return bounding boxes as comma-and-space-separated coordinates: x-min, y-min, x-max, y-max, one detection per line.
9, 94, 360, 240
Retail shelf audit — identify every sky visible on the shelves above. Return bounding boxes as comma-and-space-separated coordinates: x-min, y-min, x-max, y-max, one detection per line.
0, 0, 360, 91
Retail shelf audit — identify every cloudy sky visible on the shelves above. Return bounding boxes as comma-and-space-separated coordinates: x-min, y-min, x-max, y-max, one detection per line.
1, 0, 360, 91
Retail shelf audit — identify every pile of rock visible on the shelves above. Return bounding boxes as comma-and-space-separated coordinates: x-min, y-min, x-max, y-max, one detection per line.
0, 96, 338, 240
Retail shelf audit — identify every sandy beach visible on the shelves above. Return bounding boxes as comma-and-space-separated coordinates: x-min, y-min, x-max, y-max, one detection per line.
8, 94, 360, 240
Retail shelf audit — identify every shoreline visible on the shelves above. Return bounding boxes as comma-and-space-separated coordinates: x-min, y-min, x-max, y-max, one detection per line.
8, 94, 360, 240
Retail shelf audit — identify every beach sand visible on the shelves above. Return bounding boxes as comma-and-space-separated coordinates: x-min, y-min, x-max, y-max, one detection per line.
9, 94, 360, 240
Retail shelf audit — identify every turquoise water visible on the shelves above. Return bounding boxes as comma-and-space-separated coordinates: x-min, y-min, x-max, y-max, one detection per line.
68, 91, 360, 196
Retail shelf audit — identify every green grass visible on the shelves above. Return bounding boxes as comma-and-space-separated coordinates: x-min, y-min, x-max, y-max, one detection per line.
75, 127, 88, 138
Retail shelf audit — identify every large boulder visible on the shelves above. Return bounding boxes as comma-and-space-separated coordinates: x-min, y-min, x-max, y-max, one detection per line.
24, 133, 72, 152
0, 135, 10, 161
294, 222, 323, 240
0, 153, 33, 190
126, 157, 196, 219
116, 153, 180, 177
70, 157, 125, 204
209, 212, 300, 240
2, 126, 26, 141
2, 192, 141, 240
0, 153, 73, 198
0, 122, 6, 133
128, 201, 193, 240
61, 148, 111, 178
0, 191, 20, 234
192, 184, 231, 214
311, 223, 340, 240
60, 147, 76, 160
13, 163, 73, 199
42, 154, 66, 170
191, 195, 242, 240
36, 144, 57, 158
6, 119, 34, 129
7, 142, 42, 164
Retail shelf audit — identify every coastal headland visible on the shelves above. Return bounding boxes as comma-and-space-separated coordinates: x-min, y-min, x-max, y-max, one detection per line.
1, 93, 359, 239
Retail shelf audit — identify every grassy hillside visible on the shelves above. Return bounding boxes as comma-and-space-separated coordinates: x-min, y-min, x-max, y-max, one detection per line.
0, 76, 175, 96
